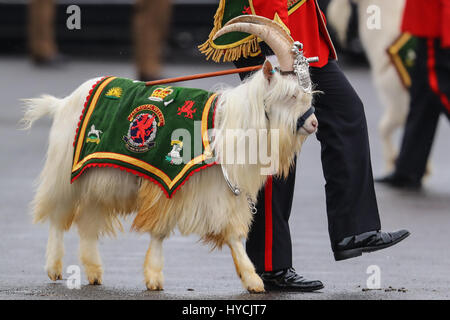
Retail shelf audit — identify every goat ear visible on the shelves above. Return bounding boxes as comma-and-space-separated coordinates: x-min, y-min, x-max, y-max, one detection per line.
262, 59, 274, 82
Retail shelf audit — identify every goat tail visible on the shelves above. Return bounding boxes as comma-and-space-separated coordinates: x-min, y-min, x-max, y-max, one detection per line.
20, 94, 62, 130
327, 0, 353, 47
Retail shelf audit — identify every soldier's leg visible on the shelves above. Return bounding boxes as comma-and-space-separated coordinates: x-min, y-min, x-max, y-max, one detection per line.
394, 39, 443, 183
311, 60, 381, 245
133, 0, 172, 80
246, 163, 297, 273
430, 39, 450, 120
28, 0, 57, 61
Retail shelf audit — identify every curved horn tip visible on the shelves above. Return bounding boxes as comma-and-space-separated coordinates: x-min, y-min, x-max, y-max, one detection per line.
223, 14, 274, 27
212, 16, 295, 71
212, 24, 246, 41
223, 15, 294, 44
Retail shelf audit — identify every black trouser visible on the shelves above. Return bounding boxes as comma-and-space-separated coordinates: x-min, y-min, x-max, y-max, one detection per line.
235, 57, 381, 272
395, 38, 450, 182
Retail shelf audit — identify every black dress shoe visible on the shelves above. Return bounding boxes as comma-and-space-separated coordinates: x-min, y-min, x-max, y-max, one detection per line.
32, 54, 68, 68
375, 173, 421, 190
333, 230, 410, 261
258, 268, 324, 292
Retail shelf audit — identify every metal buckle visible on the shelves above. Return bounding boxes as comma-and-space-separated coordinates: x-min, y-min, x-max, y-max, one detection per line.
291, 41, 319, 93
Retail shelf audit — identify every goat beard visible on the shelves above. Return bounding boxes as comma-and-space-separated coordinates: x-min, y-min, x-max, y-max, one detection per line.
274, 129, 307, 179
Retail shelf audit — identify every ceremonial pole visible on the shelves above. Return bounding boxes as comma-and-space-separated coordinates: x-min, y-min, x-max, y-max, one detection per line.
145, 65, 262, 86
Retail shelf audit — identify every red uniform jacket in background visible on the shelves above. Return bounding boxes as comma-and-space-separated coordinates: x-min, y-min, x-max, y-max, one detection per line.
402, 0, 450, 48
288, 0, 336, 67
253, 0, 336, 68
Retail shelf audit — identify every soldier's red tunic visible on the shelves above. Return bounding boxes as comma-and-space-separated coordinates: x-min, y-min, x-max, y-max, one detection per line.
401, 0, 450, 48
251, 0, 289, 26
252, 0, 336, 68
288, 0, 336, 67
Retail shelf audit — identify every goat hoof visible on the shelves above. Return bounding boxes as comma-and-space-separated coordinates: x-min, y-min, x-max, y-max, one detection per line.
146, 281, 164, 291
247, 283, 266, 293
46, 263, 63, 281
248, 287, 265, 294
88, 276, 102, 285
85, 265, 103, 285
47, 271, 63, 281
145, 270, 164, 291
146, 285, 163, 291
145, 279, 164, 291
244, 274, 265, 293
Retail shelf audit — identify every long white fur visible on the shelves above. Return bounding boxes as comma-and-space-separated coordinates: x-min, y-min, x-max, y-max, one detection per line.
22, 66, 316, 293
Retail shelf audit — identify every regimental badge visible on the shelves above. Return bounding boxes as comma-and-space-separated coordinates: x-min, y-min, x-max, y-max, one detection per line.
165, 140, 183, 165
405, 49, 417, 68
242, 6, 252, 14
149, 86, 174, 103
123, 104, 165, 153
177, 100, 197, 119
86, 125, 102, 144
105, 87, 123, 100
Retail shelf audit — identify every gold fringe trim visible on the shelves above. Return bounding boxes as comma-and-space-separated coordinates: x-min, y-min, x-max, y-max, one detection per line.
198, 0, 261, 63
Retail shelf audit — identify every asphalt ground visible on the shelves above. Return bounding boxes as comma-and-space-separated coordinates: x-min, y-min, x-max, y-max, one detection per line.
0, 57, 449, 300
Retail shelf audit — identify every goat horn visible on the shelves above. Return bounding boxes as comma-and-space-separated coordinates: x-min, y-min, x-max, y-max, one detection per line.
213, 15, 294, 71
223, 15, 293, 45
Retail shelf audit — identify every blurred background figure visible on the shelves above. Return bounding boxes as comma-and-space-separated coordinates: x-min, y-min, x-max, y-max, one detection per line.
327, 0, 411, 174
377, 0, 450, 189
133, 0, 172, 81
27, 0, 173, 77
28, 0, 60, 66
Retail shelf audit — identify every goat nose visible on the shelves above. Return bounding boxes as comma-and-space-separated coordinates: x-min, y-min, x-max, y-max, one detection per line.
311, 120, 318, 128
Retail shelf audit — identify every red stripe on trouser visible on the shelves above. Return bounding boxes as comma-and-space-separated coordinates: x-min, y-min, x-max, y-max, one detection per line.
427, 38, 450, 113
264, 176, 273, 272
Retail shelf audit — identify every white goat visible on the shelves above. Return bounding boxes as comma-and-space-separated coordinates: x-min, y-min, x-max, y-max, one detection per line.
327, 0, 409, 173
22, 16, 318, 293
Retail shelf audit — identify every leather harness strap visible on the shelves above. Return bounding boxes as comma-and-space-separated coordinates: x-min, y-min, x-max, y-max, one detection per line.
296, 106, 315, 131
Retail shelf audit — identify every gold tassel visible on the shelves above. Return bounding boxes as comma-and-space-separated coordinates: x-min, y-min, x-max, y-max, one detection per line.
198, 0, 261, 63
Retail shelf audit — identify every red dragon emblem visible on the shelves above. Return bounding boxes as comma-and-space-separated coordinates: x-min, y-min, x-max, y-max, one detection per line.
124, 112, 159, 152
177, 101, 197, 119
130, 113, 156, 147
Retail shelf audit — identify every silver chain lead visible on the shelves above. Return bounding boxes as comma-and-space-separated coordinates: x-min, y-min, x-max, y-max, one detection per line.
292, 41, 319, 93
247, 194, 257, 215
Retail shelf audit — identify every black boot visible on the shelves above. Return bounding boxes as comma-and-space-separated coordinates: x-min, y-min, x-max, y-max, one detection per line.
333, 230, 410, 261
258, 268, 324, 292
32, 54, 68, 68
375, 173, 421, 190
